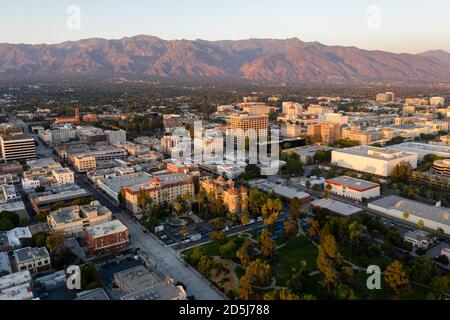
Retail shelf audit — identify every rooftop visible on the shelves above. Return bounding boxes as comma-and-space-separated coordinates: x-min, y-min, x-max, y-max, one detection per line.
369, 196, 450, 226
0, 134, 34, 141
0, 252, 12, 274
76, 288, 110, 301
99, 172, 153, 194
311, 198, 363, 216
13, 247, 50, 264
6, 227, 32, 247
121, 281, 184, 301
85, 220, 127, 238
333, 145, 414, 160
114, 265, 162, 294
326, 176, 380, 191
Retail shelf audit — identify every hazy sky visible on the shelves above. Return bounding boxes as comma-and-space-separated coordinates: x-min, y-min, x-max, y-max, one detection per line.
1, 0, 449, 53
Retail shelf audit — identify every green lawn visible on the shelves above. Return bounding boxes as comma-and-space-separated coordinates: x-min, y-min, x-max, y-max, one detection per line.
272, 236, 318, 286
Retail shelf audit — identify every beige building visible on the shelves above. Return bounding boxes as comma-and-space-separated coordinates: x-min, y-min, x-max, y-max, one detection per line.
14, 247, 51, 275
51, 168, 75, 186
200, 176, 248, 214
71, 155, 96, 172
342, 128, 373, 145
230, 113, 269, 141
47, 201, 112, 237
124, 174, 194, 214
320, 122, 341, 144
307, 104, 333, 115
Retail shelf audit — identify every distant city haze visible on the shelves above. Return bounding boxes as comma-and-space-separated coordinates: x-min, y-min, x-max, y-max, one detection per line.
1, 0, 450, 53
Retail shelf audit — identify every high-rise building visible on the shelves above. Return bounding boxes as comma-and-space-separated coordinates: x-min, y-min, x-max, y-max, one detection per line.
430, 97, 445, 106
320, 122, 341, 144
0, 134, 36, 162
376, 92, 395, 103
105, 130, 127, 146
230, 113, 269, 141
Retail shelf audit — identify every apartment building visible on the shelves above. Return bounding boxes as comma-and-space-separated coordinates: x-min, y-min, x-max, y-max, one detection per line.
342, 128, 373, 145
123, 174, 194, 214
71, 155, 96, 172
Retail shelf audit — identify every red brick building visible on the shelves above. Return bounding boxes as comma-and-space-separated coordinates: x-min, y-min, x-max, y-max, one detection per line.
84, 220, 129, 257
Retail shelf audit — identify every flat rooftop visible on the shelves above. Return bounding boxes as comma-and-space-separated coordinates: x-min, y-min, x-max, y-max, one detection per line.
326, 176, 380, 191
369, 196, 450, 226
0, 252, 12, 274
121, 281, 183, 300
76, 288, 110, 301
32, 188, 91, 205
311, 198, 363, 216
333, 145, 414, 160
114, 266, 162, 294
0, 270, 31, 291
0, 134, 34, 141
99, 172, 153, 194
389, 142, 450, 157
85, 220, 127, 238
13, 247, 50, 264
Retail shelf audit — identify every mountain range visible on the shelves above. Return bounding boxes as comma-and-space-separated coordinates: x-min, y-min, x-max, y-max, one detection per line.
1, 35, 450, 84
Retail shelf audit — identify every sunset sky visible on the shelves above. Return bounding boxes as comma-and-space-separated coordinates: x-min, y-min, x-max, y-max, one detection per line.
1, 0, 449, 53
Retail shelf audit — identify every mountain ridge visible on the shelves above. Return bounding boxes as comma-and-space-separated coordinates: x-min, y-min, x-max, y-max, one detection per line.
1, 35, 449, 84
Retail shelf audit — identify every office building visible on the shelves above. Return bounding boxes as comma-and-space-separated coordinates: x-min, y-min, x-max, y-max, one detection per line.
0, 134, 36, 162
325, 176, 380, 201
430, 97, 445, 106
332, 146, 418, 177
230, 113, 269, 141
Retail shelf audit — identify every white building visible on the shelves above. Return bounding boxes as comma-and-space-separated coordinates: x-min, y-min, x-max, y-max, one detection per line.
282, 102, 303, 119
325, 176, 380, 201
51, 168, 75, 186
105, 130, 127, 146
332, 146, 418, 177
387, 142, 450, 161
13, 247, 51, 275
368, 196, 450, 235
0, 270, 33, 300
0, 134, 36, 162
430, 97, 445, 106
319, 113, 349, 125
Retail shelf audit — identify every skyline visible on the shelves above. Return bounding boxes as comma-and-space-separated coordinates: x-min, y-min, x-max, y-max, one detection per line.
1, 0, 450, 54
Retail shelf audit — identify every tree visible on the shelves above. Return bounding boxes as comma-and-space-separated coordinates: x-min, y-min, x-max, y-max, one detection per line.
240, 213, 250, 226
417, 220, 425, 229
180, 226, 189, 237
261, 198, 282, 228
392, 162, 412, 183
408, 257, 438, 284
307, 219, 320, 241
245, 259, 271, 287
209, 230, 226, 245
347, 221, 366, 241
316, 234, 342, 289
137, 190, 152, 212
248, 188, 268, 218
314, 150, 332, 163
258, 229, 276, 259
46, 231, 66, 255
264, 289, 300, 300
289, 197, 305, 219
384, 260, 412, 299
403, 212, 410, 220
287, 260, 309, 294
284, 219, 299, 242
32, 232, 47, 247
35, 186, 46, 193
197, 256, 214, 276
80, 263, 100, 290
219, 240, 237, 259
236, 239, 253, 267
238, 275, 254, 300
0, 218, 13, 231
429, 276, 450, 300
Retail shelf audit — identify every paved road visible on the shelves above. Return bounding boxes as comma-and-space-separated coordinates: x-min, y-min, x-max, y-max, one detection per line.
73, 171, 225, 300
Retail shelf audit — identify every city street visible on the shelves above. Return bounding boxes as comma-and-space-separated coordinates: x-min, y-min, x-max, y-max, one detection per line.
72, 171, 225, 300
